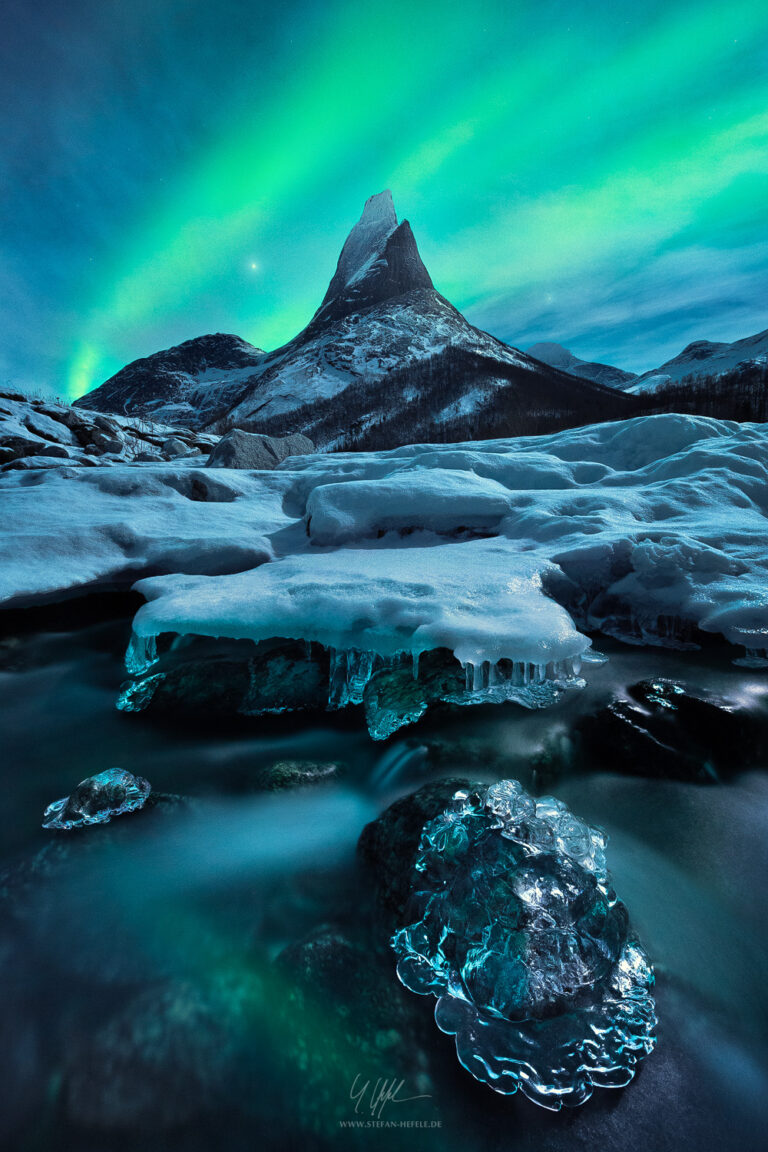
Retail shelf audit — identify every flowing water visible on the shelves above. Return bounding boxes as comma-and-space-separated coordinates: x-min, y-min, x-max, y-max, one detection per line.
1, 601, 767, 1151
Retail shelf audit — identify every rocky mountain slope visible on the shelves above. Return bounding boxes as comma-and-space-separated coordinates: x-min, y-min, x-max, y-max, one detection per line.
77, 191, 633, 447
74, 333, 265, 428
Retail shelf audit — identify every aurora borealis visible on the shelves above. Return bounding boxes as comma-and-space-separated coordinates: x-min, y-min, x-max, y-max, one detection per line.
2, 0, 767, 398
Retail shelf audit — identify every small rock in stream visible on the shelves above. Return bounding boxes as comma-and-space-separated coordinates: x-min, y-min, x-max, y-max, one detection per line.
42, 768, 151, 831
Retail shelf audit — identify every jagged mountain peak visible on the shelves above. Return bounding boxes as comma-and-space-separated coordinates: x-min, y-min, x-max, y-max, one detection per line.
313, 190, 432, 326
320, 190, 398, 305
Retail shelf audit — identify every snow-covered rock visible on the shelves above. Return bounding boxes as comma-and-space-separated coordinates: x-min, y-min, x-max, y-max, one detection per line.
207, 429, 314, 469
0, 392, 217, 469
3, 413, 768, 724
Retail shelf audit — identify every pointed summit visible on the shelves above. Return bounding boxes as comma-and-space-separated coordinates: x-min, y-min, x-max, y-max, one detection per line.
324, 190, 398, 299
313, 190, 433, 326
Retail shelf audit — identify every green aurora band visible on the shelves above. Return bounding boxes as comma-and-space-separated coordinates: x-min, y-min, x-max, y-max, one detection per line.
66, 0, 768, 398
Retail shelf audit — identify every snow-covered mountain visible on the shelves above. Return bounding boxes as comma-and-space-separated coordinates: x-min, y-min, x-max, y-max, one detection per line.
526, 342, 638, 389
77, 191, 633, 446
75, 332, 265, 428
629, 328, 768, 393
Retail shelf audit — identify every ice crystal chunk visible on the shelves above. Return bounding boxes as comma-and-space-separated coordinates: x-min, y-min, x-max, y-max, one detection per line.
392, 780, 656, 1108
117, 671, 167, 713
42, 768, 151, 831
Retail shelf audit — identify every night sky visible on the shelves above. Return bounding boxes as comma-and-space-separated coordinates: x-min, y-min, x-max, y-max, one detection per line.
2, 0, 767, 399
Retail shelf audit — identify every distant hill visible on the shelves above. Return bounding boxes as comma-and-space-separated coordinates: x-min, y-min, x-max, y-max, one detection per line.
526, 342, 638, 390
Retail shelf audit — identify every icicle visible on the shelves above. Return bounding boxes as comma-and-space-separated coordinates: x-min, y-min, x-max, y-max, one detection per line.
116, 671, 165, 712
327, 647, 345, 709
125, 632, 158, 676
328, 647, 379, 709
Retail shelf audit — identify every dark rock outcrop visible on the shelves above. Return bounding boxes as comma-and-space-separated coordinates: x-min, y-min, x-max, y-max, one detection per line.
357, 778, 482, 921
576, 677, 765, 781
0, 391, 217, 469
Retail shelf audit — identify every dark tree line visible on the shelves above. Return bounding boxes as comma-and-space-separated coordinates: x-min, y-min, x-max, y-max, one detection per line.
235, 344, 636, 450
640, 361, 768, 422
219, 348, 768, 453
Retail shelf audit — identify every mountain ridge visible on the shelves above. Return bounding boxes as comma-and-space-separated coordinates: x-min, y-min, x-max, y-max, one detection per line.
631, 327, 768, 390
526, 342, 638, 389
77, 192, 635, 445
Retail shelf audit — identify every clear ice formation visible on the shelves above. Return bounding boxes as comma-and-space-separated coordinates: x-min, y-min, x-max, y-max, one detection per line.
117, 635, 586, 739
42, 768, 152, 831
392, 780, 657, 1108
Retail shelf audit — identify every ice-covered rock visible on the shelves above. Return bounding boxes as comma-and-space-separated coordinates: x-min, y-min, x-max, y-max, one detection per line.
117, 542, 589, 733
392, 781, 656, 1108
42, 769, 151, 830
128, 542, 587, 670
117, 634, 584, 739
358, 778, 486, 919
3, 413, 768, 731
117, 638, 329, 718
207, 428, 314, 469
